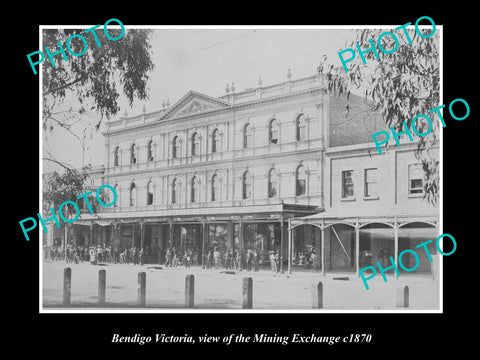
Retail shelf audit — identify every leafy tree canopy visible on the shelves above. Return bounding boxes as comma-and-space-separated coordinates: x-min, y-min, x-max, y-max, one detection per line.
42, 27, 154, 215
42, 27, 154, 132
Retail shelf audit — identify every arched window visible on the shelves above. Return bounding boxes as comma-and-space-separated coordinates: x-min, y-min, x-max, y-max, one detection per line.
114, 184, 119, 207
269, 119, 279, 144
243, 123, 252, 148
296, 165, 306, 196
130, 182, 136, 206
191, 132, 200, 156
172, 178, 179, 204
268, 168, 278, 198
130, 143, 137, 164
243, 171, 252, 199
114, 146, 120, 166
212, 129, 220, 153
212, 174, 220, 201
172, 136, 180, 159
296, 114, 307, 141
191, 176, 199, 202
147, 140, 154, 162
147, 180, 154, 205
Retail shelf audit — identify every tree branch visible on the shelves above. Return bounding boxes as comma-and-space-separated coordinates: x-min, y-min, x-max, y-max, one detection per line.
44, 75, 88, 96
42, 157, 76, 173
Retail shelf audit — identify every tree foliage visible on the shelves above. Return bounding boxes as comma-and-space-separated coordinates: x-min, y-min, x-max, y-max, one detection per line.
320, 27, 440, 205
43, 167, 90, 222
41, 27, 154, 215
42, 27, 154, 132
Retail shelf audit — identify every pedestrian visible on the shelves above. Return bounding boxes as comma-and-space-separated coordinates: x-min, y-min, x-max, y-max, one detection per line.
139, 247, 145, 266
235, 250, 241, 271
165, 248, 171, 267
187, 248, 193, 267
97, 245, 103, 263
310, 249, 317, 271
207, 250, 213, 269
269, 251, 276, 272
213, 247, 220, 269
275, 250, 281, 273
224, 250, 229, 270
253, 249, 259, 272
184, 250, 191, 268
246, 249, 252, 272
193, 247, 198, 266
172, 247, 178, 267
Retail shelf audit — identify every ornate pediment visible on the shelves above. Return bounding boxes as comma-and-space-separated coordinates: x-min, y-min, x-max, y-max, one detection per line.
162, 91, 231, 120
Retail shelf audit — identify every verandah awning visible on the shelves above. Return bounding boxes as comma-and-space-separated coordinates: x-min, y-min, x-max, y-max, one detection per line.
290, 208, 439, 228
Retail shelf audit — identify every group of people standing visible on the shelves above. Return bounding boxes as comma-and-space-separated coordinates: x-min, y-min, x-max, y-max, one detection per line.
202, 247, 282, 273
46, 244, 284, 273
51, 245, 160, 266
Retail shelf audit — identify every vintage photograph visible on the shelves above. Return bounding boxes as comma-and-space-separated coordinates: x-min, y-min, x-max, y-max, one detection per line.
40, 25, 441, 311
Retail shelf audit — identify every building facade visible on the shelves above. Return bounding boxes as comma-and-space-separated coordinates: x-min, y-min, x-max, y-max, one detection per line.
48, 71, 440, 274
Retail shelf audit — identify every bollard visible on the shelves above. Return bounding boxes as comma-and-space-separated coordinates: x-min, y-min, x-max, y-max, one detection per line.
396, 285, 409, 308
98, 269, 106, 305
63, 267, 71, 305
185, 274, 195, 308
242, 277, 253, 309
311, 281, 323, 309
138, 272, 146, 307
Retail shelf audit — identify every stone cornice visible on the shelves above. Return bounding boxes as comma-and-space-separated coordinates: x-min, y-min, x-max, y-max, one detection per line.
102, 86, 325, 137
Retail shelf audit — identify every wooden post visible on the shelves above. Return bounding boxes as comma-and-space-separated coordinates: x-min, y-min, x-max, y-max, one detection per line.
280, 217, 285, 273
311, 281, 323, 309
185, 274, 195, 308
396, 285, 409, 308
63, 267, 71, 305
242, 277, 253, 309
138, 272, 146, 307
98, 269, 106, 305
288, 220, 292, 274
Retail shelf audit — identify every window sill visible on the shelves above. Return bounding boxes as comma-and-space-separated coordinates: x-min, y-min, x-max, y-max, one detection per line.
407, 193, 424, 198
340, 197, 356, 202
363, 196, 379, 201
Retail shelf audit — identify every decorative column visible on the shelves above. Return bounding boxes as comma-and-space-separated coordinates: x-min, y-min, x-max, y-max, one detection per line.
202, 218, 207, 269
227, 221, 234, 250
140, 221, 144, 249
131, 224, 134, 248
110, 223, 114, 247
169, 218, 174, 249
89, 223, 94, 247
113, 222, 120, 248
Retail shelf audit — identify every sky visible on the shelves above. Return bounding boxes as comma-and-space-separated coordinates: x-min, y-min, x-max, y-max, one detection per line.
43, 27, 357, 173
